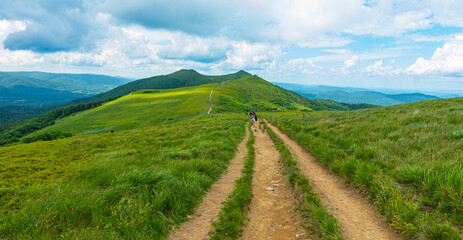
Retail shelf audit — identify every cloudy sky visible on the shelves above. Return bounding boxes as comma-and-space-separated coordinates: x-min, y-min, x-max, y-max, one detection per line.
1, 0, 463, 91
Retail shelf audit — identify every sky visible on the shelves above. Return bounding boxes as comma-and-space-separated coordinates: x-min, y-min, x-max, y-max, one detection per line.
1, 0, 463, 91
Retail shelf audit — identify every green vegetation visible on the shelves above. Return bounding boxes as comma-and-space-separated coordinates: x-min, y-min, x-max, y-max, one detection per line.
312, 99, 379, 111
264, 122, 344, 240
0, 69, 247, 124
0, 105, 57, 125
0, 116, 247, 239
29, 83, 217, 137
0, 101, 106, 146
264, 97, 463, 239
210, 124, 255, 239
3, 68, 461, 239
212, 75, 334, 113
76, 69, 251, 104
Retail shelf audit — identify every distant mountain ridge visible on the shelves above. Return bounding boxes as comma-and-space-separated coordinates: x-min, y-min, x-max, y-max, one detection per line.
69, 69, 252, 104
274, 83, 441, 106
2, 71, 131, 94
0, 71, 132, 107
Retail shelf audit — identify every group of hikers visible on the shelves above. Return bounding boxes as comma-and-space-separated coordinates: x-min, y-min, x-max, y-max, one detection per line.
246, 111, 258, 129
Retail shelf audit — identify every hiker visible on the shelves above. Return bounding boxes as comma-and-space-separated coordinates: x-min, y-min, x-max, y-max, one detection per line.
251, 111, 257, 129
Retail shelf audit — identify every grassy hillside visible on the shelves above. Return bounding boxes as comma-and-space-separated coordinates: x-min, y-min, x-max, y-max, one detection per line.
27, 83, 216, 137
265, 97, 463, 238
212, 75, 332, 113
211, 75, 377, 113
74, 69, 251, 105
0, 70, 249, 126
0, 116, 246, 239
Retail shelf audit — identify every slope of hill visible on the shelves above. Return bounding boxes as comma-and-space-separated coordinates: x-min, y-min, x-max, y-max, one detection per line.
274, 83, 441, 106
4, 71, 377, 144
265, 97, 463, 238
73, 69, 251, 104
211, 75, 377, 113
0, 70, 248, 124
25, 84, 216, 137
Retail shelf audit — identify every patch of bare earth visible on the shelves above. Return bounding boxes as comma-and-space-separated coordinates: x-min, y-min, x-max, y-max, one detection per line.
267, 122, 403, 240
241, 127, 306, 240
168, 128, 249, 240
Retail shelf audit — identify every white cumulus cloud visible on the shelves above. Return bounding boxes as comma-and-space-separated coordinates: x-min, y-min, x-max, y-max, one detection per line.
407, 34, 463, 75
365, 60, 403, 75
344, 55, 360, 68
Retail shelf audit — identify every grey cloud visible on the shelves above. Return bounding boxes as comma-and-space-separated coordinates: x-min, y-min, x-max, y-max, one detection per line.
1, 0, 102, 52
102, 0, 271, 42
157, 39, 231, 63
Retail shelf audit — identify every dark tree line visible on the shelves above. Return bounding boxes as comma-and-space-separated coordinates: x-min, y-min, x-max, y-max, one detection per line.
0, 101, 106, 145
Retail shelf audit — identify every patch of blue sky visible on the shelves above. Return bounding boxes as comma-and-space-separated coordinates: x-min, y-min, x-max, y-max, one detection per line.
284, 45, 329, 59
410, 23, 462, 36
344, 33, 397, 53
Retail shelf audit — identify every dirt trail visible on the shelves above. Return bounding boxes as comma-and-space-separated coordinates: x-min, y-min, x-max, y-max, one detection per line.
169, 128, 249, 240
207, 81, 227, 115
266, 122, 402, 240
241, 127, 306, 240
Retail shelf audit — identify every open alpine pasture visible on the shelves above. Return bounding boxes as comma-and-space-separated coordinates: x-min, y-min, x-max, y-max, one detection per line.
1, 71, 463, 239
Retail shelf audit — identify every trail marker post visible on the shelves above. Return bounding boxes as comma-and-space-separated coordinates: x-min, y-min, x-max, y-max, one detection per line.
297, 97, 299, 124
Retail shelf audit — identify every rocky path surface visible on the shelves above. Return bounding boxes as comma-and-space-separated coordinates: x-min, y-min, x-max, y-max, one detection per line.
241, 127, 305, 240
266, 121, 403, 240
207, 82, 227, 115
168, 128, 249, 240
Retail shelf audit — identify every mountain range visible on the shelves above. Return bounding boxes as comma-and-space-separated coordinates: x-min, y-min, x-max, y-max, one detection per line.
273, 82, 444, 106
0, 71, 131, 106
0, 70, 381, 126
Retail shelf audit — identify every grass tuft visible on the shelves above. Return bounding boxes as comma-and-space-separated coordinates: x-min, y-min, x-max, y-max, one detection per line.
210, 123, 255, 239
451, 128, 463, 139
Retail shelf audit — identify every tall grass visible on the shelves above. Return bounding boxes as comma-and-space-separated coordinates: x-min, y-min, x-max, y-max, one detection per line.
0, 116, 246, 239
210, 123, 255, 239
264, 121, 344, 240
264, 97, 463, 239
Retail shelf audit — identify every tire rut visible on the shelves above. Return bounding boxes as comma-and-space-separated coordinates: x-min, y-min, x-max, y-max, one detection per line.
266, 122, 403, 240
241, 128, 306, 240
169, 128, 249, 240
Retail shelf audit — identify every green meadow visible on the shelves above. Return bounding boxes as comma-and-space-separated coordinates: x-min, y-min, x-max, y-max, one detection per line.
28, 83, 216, 137
0, 116, 246, 239
264, 97, 463, 239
